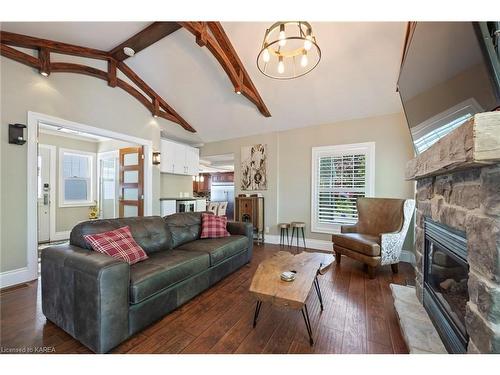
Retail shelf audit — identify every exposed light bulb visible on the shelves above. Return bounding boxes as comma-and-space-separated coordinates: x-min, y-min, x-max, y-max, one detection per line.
300, 52, 308, 67
40, 71, 49, 77
304, 35, 313, 51
279, 24, 286, 47
277, 57, 285, 74
262, 48, 270, 63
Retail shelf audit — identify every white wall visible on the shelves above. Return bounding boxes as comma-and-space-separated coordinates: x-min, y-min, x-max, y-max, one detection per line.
201, 113, 415, 249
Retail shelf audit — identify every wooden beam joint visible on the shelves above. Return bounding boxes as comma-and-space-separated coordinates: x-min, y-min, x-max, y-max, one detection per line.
108, 59, 117, 87
38, 48, 50, 76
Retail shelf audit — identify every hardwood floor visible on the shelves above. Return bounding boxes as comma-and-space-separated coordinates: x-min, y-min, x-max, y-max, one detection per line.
0, 244, 413, 354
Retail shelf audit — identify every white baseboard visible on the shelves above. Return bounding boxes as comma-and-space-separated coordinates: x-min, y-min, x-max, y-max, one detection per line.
400, 250, 416, 265
52, 231, 71, 241
264, 234, 333, 252
0, 267, 34, 289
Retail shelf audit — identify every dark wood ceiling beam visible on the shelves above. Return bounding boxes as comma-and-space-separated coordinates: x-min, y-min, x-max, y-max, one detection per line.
180, 22, 271, 117
0, 44, 40, 68
108, 59, 117, 87
109, 22, 182, 61
38, 48, 50, 76
116, 61, 195, 132
0, 31, 109, 60
0, 30, 195, 132
206, 22, 270, 116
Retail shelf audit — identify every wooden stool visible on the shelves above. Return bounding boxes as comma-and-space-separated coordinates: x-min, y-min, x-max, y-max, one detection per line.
278, 223, 290, 246
291, 222, 306, 251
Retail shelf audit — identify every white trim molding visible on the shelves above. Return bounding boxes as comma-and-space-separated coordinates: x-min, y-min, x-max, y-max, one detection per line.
58, 147, 96, 207
264, 234, 333, 252
0, 267, 31, 289
311, 141, 375, 235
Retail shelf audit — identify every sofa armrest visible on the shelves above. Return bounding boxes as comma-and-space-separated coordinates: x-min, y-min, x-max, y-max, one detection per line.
41, 244, 130, 353
227, 221, 254, 261
341, 224, 358, 234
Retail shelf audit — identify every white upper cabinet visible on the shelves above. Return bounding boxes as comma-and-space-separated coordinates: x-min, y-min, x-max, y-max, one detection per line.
185, 146, 200, 176
160, 139, 199, 176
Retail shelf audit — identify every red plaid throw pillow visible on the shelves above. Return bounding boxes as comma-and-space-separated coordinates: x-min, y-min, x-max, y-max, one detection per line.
200, 213, 230, 239
84, 226, 148, 265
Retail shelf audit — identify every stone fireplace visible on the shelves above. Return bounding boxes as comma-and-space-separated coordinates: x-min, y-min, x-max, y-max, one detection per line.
406, 112, 500, 353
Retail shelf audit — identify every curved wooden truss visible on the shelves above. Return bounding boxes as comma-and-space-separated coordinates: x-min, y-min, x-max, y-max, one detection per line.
180, 22, 271, 117
0, 22, 271, 132
0, 31, 195, 132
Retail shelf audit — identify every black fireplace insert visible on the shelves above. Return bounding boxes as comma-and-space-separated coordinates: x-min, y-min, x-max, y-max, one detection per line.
423, 218, 469, 353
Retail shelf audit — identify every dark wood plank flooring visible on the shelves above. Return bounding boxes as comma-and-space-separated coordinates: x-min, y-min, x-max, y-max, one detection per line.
0, 244, 413, 354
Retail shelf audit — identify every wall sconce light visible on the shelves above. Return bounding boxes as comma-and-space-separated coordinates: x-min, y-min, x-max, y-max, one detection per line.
9, 123, 27, 145
152, 151, 161, 165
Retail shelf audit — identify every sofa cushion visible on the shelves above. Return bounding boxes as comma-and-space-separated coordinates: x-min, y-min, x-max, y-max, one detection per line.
71, 216, 172, 255
129, 249, 210, 304
200, 213, 230, 239
177, 235, 247, 266
84, 226, 148, 265
164, 212, 205, 248
332, 233, 381, 257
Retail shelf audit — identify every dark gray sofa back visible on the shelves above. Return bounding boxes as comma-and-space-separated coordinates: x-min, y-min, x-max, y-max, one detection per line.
70, 216, 173, 254
163, 212, 206, 248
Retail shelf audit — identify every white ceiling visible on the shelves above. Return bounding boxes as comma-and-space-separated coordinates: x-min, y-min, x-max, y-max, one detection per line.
1, 22, 407, 143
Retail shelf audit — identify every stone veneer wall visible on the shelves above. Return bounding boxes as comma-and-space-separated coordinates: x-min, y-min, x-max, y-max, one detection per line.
414, 165, 500, 353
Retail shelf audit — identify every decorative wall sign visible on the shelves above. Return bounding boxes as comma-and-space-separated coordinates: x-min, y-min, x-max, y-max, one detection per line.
241, 144, 267, 190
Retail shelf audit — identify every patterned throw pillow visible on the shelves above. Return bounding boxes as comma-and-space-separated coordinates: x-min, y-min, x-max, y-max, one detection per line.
200, 213, 230, 239
84, 226, 148, 265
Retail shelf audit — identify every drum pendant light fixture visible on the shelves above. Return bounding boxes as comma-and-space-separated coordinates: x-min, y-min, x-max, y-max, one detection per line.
257, 21, 321, 80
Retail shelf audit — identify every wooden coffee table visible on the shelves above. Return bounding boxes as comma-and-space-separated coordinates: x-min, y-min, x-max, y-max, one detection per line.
249, 251, 334, 345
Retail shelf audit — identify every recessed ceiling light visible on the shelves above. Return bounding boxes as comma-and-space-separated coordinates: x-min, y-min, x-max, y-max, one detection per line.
123, 47, 135, 57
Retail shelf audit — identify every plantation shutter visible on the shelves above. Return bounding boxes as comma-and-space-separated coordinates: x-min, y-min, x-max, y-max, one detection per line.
317, 153, 367, 225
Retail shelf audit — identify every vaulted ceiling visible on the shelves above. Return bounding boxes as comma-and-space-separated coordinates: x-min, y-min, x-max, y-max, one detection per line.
1, 22, 406, 143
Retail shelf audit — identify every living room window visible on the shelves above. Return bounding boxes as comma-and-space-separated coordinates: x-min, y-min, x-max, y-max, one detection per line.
59, 148, 95, 207
311, 142, 375, 233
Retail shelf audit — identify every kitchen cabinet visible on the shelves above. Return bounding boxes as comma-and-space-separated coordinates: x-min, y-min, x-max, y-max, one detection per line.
211, 172, 234, 183
160, 139, 199, 176
193, 173, 211, 193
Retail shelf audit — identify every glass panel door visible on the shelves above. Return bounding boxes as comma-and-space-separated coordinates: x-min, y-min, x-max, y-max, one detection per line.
119, 147, 144, 217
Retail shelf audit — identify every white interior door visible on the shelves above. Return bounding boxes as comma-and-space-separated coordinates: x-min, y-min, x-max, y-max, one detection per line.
37, 146, 51, 243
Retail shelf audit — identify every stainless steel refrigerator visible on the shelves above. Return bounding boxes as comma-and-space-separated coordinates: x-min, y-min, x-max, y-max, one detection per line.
210, 182, 235, 220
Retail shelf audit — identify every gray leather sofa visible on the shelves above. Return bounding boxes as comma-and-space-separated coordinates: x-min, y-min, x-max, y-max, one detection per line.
41, 212, 253, 353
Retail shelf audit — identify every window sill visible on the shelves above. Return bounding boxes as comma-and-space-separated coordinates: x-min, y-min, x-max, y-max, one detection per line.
59, 202, 94, 208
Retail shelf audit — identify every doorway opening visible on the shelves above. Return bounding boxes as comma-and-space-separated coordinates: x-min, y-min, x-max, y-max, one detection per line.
198, 153, 235, 220
28, 112, 153, 279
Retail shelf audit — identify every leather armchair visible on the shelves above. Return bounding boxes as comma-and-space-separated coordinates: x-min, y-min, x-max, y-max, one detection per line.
331, 197, 415, 278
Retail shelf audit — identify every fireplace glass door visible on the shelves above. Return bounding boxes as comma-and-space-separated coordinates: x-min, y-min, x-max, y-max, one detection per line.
423, 218, 468, 353
426, 241, 468, 335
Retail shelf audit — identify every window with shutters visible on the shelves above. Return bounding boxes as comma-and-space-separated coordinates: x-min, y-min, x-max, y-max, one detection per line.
59, 148, 95, 207
311, 142, 375, 233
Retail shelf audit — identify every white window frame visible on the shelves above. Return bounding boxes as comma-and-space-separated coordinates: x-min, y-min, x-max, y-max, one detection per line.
311, 142, 375, 234
59, 148, 96, 207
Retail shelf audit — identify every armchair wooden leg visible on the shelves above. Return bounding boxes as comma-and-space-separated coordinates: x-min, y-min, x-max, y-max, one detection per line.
391, 263, 399, 274
367, 265, 377, 279
335, 251, 341, 265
